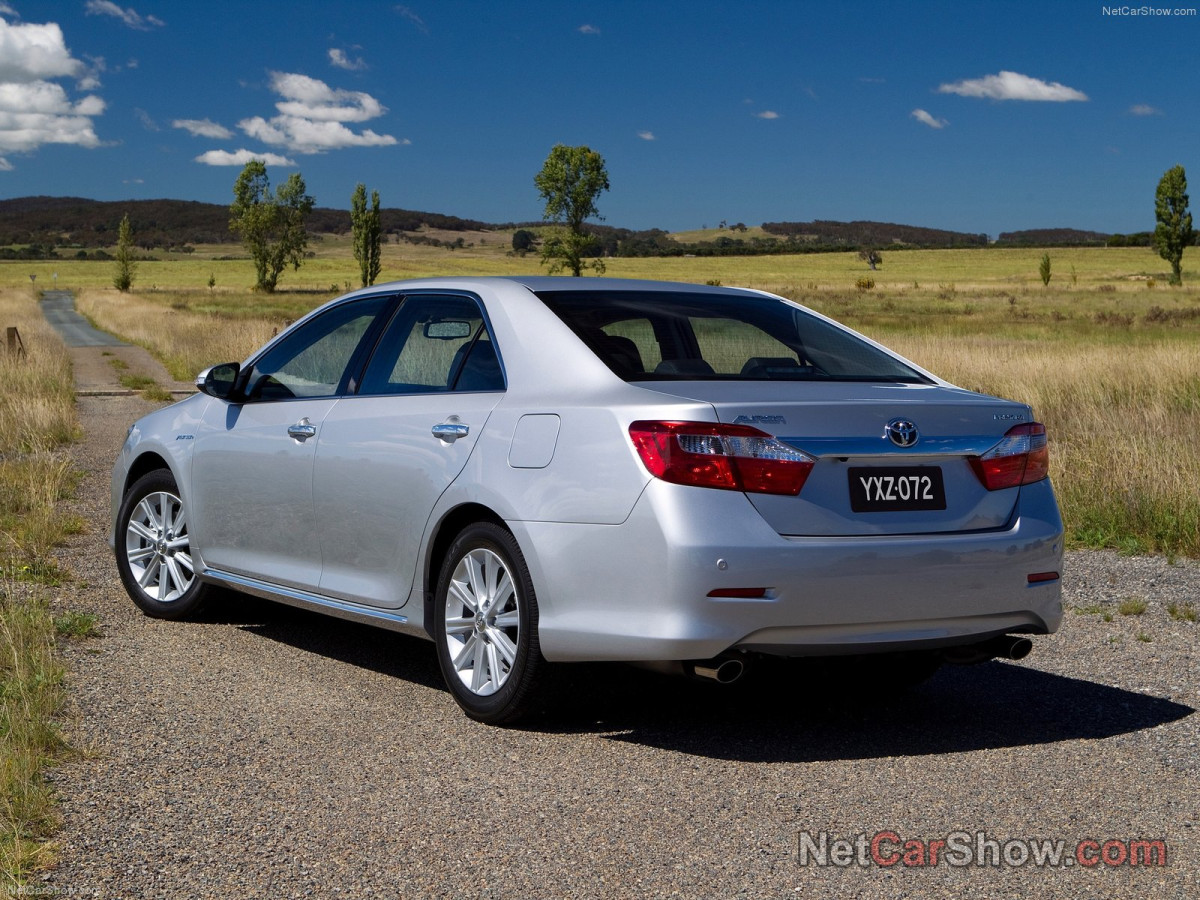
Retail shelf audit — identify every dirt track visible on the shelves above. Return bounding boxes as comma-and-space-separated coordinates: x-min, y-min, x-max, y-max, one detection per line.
38, 340, 1200, 899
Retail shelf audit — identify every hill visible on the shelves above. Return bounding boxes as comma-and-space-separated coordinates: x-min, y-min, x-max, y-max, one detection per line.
0, 196, 491, 252
0, 196, 1147, 259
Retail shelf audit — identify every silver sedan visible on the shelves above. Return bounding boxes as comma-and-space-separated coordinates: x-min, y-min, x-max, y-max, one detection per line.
111, 277, 1064, 724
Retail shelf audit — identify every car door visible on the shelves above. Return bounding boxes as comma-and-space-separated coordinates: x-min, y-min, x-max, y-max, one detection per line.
190, 294, 392, 590
313, 292, 506, 608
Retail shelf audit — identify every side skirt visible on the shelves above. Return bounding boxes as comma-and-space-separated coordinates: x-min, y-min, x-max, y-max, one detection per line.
202, 568, 430, 639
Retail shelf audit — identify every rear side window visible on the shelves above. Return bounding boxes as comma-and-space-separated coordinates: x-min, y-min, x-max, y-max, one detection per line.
358, 293, 504, 395
535, 289, 927, 383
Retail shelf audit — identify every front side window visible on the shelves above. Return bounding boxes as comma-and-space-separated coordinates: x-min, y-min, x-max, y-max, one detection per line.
359, 294, 504, 395
536, 290, 927, 383
248, 295, 390, 400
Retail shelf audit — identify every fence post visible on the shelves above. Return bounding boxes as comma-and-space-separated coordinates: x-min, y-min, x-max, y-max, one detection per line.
7, 326, 26, 359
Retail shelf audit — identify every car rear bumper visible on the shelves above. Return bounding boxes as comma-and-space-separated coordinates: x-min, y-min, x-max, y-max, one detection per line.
517, 478, 1064, 662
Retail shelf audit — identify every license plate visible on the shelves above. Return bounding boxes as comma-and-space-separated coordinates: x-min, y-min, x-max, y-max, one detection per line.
848, 466, 946, 512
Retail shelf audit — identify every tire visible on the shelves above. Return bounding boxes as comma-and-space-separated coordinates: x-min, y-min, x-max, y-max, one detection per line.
115, 468, 210, 620
433, 522, 545, 725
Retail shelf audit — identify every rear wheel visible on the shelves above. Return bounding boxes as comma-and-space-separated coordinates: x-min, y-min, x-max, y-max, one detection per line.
115, 469, 210, 620
433, 523, 545, 725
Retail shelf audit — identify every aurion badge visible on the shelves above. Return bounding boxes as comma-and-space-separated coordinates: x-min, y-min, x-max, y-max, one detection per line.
884, 418, 919, 448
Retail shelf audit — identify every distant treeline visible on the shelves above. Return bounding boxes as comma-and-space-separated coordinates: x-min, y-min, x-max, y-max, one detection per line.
0, 197, 489, 253
997, 229, 1198, 248
0, 196, 1176, 261
996, 228, 1112, 246
761, 220, 989, 247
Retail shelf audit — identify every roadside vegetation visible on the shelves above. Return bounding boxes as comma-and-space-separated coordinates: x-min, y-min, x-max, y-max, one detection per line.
7, 242, 1200, 558
0, 287, 84, 885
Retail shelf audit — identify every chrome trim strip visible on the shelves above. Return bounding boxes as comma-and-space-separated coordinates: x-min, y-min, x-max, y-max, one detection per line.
782, 434, 1003, 458
202, 568, 412, 631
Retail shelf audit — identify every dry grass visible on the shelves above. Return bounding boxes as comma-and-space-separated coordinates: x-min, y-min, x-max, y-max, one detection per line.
0, 289, 82, 887
76, 289, 279, 381
0, 291, 77, 453
0, 590, 67, 883
884, 334, 1200, 556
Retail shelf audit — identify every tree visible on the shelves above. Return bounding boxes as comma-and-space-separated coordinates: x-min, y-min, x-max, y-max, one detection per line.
858, 249, 882, 270
511, 229, 537, 253
533, 144, 610, 276
1154, 164, 1194, 285
1039, 252, 1052, 286
229, 160, 315, 292
351, 183, 383, 288
112, 213, 136, 291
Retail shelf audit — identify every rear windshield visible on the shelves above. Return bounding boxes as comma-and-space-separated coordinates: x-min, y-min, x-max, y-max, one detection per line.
535, 289, 929, 383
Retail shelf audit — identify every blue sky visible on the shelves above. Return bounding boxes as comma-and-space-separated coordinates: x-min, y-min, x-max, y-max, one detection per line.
0, 0, 1196, 236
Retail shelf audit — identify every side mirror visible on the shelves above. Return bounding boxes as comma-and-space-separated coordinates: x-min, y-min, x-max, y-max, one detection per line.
196, 362, 241, 400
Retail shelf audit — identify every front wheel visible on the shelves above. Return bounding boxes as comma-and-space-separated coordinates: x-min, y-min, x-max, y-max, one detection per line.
115, 468, 210, 620
433, 523, 545, 725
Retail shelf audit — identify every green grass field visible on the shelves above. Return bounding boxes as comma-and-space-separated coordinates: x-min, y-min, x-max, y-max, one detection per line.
3, 235, 1189, 294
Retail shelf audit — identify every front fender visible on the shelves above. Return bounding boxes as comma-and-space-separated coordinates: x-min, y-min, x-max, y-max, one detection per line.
110, 395, 213, 549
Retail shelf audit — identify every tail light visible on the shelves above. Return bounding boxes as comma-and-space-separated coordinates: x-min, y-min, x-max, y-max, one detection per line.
629, 421, 815, 496
969, 423, 1049, 491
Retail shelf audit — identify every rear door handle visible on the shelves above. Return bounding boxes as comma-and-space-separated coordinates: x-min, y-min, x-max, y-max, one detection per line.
432, 422, 469, 442
288, 418, 317, 441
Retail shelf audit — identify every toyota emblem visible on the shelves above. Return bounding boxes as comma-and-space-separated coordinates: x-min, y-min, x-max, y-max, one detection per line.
885, 418, 919, 448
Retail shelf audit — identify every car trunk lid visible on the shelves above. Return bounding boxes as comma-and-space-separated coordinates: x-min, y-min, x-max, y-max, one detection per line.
634, 380, 1032, 536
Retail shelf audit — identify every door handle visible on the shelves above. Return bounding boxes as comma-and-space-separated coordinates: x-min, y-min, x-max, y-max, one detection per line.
288, 418, 317, 441
432, 421, 469, 442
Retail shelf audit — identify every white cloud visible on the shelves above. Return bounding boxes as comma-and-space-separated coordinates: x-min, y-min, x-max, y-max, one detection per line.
84, 1, 164, 31
173, 117, 233, 139
0, 15, 105, 166
937, 70, 1087, 102
0, 81, 105, 152
755, 110, 780, 119
0, 156, 13, 171
0, 17, 83, 82
241, 114, 399, 153
579, 24, 600, 35
230, 71, 399, 154
911, 108, 947, 129
395, 5, 428, 33
194, 149, 297, 167
1129, 104, 1162, 116
329, 48, 367, 71
637, 130, 655, 141
270, 71, 385, 122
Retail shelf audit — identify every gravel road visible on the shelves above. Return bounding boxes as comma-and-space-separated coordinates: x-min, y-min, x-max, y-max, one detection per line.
39, 345, 1199, 899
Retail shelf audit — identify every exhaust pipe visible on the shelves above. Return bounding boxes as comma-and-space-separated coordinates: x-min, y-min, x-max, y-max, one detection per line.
998, 636, 1033, 661
944, 635, 1033, 665
687, 655, 745, 684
